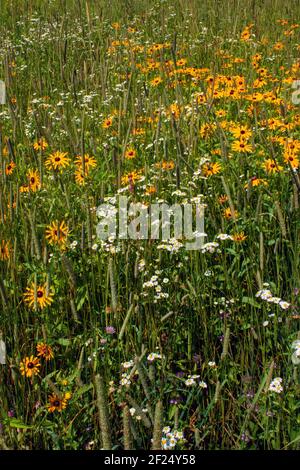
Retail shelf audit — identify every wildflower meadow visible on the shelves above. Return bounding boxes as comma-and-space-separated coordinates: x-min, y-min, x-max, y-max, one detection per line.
1, 0, 300, 451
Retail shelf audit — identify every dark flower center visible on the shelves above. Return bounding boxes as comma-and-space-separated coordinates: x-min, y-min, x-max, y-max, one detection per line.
37, 290, 43, 298
27, 362, 34, 369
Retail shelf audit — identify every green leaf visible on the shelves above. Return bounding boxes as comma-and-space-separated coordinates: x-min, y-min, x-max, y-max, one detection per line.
73, 383, 93, 399
57, 338, 71, 346
242, 297, 261, 308
8, 418, 33, 429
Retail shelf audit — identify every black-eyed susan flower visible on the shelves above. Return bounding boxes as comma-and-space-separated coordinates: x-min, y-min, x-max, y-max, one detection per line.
284, 154, 299, 169
169, 103, 180, 119
223, 207, 239, 220
125, 147, 136, 160
262, 159, 283, 173
0, 240, 10, 261
5, 161, 16, 176
150, 76, 162, 87
145, 185, 157, 195
215, 109, 227, 118
200, 123, 216, 139
47, 394, 67, 413
121, 170, 143, 186
36, 343, 54, 361
20, 356, 41, 378
75, 168, 88, 185
23, 283, 54, 310
230, 125, 252, 140
202, 162, 221, 177
155, 160, 175, 171
75, 154, 97, 170
244, 177, 268, 188
33, 138, 48, 151
45, 220, 69, 247
102, 116, 114, 128
232, 232, 247, 242
231, 140, 253, 153
45, 151, 70, 171
27, 170, 41, 192
240, 26, 252, 41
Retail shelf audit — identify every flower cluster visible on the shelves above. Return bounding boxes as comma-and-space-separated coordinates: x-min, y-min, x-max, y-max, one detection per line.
142, 273, 169, 301
256, 285, 290, 310
291, 340, 300, 365
161, 427, 185, 450
268, 377, 283, 394
185, 374, 208, 388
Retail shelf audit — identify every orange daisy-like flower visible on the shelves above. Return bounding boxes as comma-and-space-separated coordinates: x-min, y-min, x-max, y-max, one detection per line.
155, 160, 175, 171
5, 161, 16, 176
75, 154, 97, 171
150, 76, 163, 87
0, 240, 10, 261
45, 151, 70, 171
240, 25, 253, 41
231, 140, 253, 153
244, 177, 268, 188
232, 231, 247, 242
47, 394, 67, 413
125, 147, 136, 160
121, 170, 143, 186
246, 92, 264, 103
75, 168, 88, 185
262, 159, 283, 174
132, 127, 145, 136
200, 123, 216, 139
284, 154, 299, 169
223, 207, 239, 220
33, 138, 48, 151
218, 194, 229, 204
45, 220, 69, 247
202, 162, 221, 177
145, 185, 157, 195
230, 125, 252, 140
23, 283, 54, 310
36, 343, 54, 361
102, 116, 114, 129
20, 356, 41, 378
27, 170, 41, 192
274, 42, 284, 51
169, 103, 181, 119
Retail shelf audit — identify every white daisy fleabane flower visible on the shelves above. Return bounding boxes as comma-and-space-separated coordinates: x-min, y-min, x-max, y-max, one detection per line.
268, 377, 283, 393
